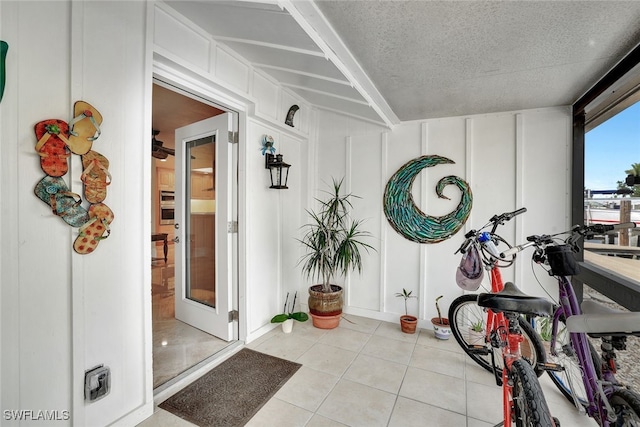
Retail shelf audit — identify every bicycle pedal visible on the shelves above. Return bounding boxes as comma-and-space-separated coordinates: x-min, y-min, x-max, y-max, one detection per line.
537, 362, 564, 372
467, 345, 491, 355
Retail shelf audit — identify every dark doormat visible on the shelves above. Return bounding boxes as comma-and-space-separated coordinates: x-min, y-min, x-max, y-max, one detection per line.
159, 348, 301, 426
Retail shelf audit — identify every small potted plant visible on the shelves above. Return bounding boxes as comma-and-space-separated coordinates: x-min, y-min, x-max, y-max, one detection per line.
468, 319, 485, 345
395, 288, 418, 334
270, 292, 309, 333
430, 295, 451, 340
537, 317, 553, 354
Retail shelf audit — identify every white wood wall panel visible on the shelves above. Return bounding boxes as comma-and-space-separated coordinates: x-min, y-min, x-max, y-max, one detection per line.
467, 115, 519, 284
244, 120, 306, 338
253, 72, 279, 120
154, 7, 210, 71
421, 118, 470, 320
215, 46, 250, 94
517, 108, 572, 297
3, 1, 74, 420
349, 131, 383, 311
0, 1, 152, 426
383, 123, 422, 320
279, 133, 305, 309
245, 121, 280, 336
75, 2, 149, 424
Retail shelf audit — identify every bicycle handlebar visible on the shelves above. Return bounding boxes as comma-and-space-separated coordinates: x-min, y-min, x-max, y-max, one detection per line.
499, 222, 637, 259
499, 241, 536, 258
455, 208, 527, 254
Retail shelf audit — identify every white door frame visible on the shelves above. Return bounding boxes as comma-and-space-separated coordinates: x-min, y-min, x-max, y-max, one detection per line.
151, 73, 247, 345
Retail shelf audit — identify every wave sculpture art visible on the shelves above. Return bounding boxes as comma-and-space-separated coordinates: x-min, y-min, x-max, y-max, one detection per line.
384, 155, 473, 243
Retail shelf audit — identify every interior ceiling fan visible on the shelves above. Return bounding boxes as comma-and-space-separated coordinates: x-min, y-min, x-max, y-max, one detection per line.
151, 130, 175, 159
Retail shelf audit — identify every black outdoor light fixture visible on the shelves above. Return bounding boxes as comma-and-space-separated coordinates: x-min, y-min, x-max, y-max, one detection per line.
265, 153, 291, 189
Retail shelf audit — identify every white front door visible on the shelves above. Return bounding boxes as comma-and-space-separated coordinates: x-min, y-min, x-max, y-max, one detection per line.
174, 113, 234, 340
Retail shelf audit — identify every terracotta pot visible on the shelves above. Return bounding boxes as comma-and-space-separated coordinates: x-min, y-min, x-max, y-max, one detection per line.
400, 315, 418, 334
308, 285, 343, 329
309, 313, 342, 329
430, 317, 451, 340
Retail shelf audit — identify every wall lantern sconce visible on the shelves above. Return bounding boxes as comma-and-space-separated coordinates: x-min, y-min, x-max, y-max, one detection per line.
265, 153, 291, 189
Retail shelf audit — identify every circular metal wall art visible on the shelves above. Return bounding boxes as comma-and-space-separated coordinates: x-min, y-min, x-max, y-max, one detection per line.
383, 155, 473, 244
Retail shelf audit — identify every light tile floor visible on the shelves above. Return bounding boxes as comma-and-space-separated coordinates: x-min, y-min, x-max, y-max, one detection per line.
141, 314, 593, 426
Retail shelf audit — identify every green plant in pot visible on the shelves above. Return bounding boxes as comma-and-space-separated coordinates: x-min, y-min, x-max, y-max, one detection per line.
395, 288, 418, 334
468, 319, 485, 345
271, 292, 308, 333
299, 178, 374, 329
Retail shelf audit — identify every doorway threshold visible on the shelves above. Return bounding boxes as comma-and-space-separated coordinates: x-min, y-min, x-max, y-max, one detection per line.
153, 340, 244, 404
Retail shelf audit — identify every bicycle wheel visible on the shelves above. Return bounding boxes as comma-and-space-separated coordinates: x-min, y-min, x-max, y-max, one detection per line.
511, 358, 555, 427
449, 294, 546, 377
609, 388, 640, 426
545, 317, 600, 408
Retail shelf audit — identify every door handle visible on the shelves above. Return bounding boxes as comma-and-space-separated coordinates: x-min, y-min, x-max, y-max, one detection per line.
172, 236, 180, 243
174, 223, 180, 229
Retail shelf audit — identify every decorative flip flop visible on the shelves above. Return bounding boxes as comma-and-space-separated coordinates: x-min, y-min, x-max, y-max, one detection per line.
73, 203, 114, 254
67, 100, 103, 155
34, 176, 90, 227
81, 150, 111, 203
0, 41, 7, 103
34, 120, 71, 177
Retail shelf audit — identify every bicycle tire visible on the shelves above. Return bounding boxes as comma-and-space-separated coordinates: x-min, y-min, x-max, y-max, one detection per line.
545, 317, 601, 408
511, 358, 555, 427
609, 388, 640, 426
448, 294, 546, 377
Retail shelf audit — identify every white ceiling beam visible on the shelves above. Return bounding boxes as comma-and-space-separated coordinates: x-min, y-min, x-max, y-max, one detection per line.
279, 0, 400, 128
213, 35, 325, 57
282, 83, 369, 105
253, 63, 352, 86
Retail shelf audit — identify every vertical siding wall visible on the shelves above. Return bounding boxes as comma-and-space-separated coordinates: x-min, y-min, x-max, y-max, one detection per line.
313, 108, 571, 325
0, 1, 151, 426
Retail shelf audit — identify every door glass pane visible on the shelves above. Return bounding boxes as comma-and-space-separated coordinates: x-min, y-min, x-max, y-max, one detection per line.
186, 135, 216, 307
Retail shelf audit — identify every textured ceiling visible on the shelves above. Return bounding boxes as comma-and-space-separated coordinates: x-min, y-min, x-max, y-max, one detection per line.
316, 0, 640, 121
165, 0, 640, 125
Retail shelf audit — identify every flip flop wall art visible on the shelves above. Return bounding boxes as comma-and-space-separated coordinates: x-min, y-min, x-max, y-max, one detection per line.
383, 155, 473, 244
1, 40, 8, 103
33, 100, 114, 254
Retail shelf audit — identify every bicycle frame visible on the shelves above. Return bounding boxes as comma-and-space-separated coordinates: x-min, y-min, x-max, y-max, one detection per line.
494, 310, 529, 425
551, 275, 615, 425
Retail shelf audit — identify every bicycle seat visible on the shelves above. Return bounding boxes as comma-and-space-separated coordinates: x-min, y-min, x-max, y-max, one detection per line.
566, 300, 640, 337
477, 282, 554, 317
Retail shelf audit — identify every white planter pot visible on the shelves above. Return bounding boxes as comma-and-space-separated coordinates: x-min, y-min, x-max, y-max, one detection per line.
468, 329, 485, 345
431, 318, 451, 340
281, 318, 294, 333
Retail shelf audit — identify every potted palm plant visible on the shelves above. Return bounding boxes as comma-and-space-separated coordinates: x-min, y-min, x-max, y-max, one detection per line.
299, 178, 374, 329
430, 295, 451, 340
395, 288, 418, 334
